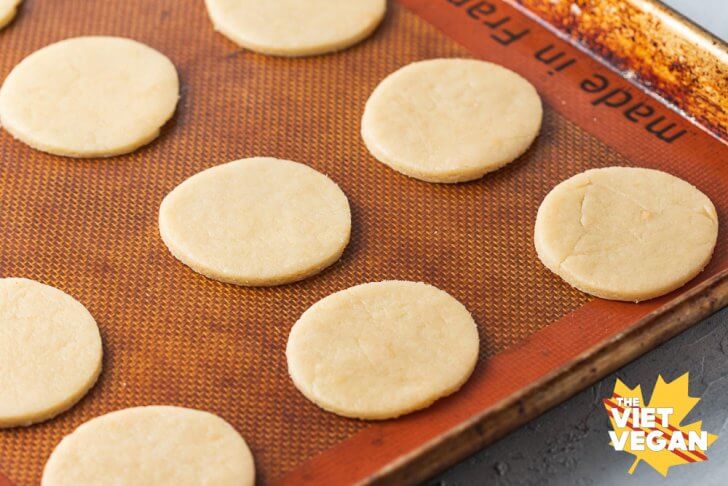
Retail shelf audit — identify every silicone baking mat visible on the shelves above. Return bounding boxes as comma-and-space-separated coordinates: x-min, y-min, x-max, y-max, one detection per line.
0, 0, 725, 484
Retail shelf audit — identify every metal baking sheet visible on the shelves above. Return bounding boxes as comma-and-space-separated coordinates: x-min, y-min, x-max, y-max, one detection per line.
0, 0, 725, 484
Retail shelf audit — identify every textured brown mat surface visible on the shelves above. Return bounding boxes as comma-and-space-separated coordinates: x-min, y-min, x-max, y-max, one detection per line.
0, 0, 691, 483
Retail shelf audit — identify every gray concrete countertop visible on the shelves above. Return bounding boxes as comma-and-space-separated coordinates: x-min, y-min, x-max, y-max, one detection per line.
662, 0, 728, 40
433, 307, 728, 485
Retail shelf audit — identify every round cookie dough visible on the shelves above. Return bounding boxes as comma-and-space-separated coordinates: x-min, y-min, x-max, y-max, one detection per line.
287, 281, 480, 419
361, 59, 543, 183
159, 157, 351, 286
0, 0, 21, 29
534, 167, 719, 302
0, 36, 179, 157
0, 278, 102, 428
42, 406, 255, 486
204, 0, 386, 56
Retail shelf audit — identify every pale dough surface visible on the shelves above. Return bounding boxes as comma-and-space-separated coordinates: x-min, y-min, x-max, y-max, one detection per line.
0, 0, 21, 29
287, 281, 479, 419
535, 167, 719, 302
159, 157, 351, 286
361, 58, 543, 183
42, 406, 255, 486
204, 0, 386, 56
0, 278, 102, 428
0, 36, 179, 157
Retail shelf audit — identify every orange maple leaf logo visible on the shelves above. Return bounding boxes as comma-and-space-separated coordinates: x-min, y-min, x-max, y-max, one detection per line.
603, 373, 718, 476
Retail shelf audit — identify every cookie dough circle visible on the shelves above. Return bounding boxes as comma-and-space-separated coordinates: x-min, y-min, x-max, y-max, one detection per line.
0, 0, 21, 29
0, 278, 102, 428
535, 167, 719, 302
0, 36, 179, 157
42, 406, 255, 486
204, 0, 386, 56
287, 281, 479, 419
159, 157, 351, 286
361, 59, 543, 183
